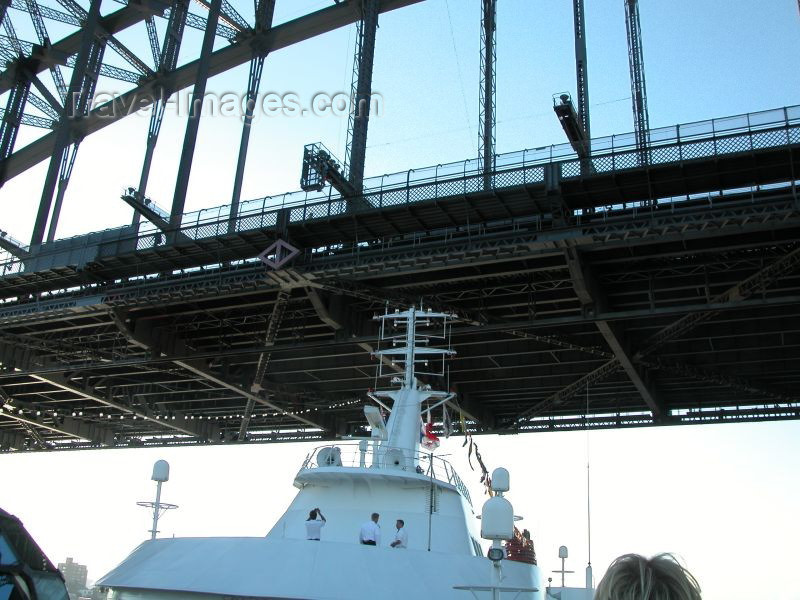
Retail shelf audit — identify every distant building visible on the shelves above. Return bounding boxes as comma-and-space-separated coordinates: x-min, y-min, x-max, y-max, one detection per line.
58, 557, 88, 598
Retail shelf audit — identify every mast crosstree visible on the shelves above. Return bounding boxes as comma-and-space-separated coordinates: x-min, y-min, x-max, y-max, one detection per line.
369, 307, 456, 468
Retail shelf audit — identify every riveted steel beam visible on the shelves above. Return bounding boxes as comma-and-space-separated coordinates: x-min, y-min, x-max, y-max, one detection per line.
1, 0, 425, 182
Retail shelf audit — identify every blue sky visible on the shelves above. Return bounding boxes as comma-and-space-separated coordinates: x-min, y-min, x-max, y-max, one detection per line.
1, 1, 800, 598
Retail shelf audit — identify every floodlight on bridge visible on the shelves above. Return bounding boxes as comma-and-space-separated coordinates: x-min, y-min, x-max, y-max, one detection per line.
553, 92, 589, 158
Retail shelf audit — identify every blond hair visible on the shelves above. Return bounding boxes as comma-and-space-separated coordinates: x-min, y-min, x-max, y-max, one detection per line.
595, 553, 701, 600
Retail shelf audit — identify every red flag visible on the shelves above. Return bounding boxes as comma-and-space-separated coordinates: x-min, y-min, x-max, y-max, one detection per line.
421, 412, 440, 450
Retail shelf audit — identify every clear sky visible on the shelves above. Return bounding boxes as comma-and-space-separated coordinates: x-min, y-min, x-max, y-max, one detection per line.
2, 421, 800, 599
1, 1, 800, 599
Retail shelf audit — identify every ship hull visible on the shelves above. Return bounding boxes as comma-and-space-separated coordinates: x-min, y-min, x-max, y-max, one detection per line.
98, 536, 544, 599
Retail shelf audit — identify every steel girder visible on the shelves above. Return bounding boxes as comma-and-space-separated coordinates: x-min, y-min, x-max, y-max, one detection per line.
479, 0, 496, 190
624, 0, 649, 161
0, 0, 426, 183
229, 0, 276, 229
168, 0, 221, 236
572, 0, 590, 140
345, 0, 380, 197
2, 189, 800, 324
111, 306, 328, 432
0, 0, 168, 95
562, 246, 666, 418
0, 385, 116, 447
514, 244, 800, 425
30, 0, 105, 245
133, 0, 189, 227
0, 74, 29, 161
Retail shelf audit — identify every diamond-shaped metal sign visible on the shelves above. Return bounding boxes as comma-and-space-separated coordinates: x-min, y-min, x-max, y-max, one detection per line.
258, 239, 299, 269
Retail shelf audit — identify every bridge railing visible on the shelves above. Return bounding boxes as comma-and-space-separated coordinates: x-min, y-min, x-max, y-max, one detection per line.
1, 105, 798, 277
147, 103, 800, 240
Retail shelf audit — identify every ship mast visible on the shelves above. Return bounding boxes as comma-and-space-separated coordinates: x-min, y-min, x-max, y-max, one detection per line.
369, 306, 455, 469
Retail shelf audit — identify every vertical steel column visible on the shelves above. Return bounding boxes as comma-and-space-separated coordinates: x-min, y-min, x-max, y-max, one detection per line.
624, 0, 649, 163
0, 8, 29, 185
133, 100, 166, 227
30, 0, 102, 246
240, 288, 288, 440
46, 145, 79, 242
169, 0, 223, 239
346, 0, 379, 197
133, 0, 189, 227
229, 0, 276, 233
479, 0, 497, 191
48, 33, 105, 242
573, 0, 590, 140
0, 0, 10, 34
0, 78, 30, 162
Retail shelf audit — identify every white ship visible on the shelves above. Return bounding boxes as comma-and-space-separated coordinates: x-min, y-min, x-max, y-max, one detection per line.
96, 307, 593, 600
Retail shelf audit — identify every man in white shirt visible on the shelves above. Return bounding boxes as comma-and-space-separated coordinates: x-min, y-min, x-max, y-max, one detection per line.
390, 519, 407, 549
359, 512, 381, 546
305, 508, 326, 541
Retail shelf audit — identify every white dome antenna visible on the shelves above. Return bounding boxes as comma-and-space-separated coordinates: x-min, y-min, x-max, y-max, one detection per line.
481, 472, 514, 566
480, 496, 514, 542
137, 460, 178, 540
490, 467, 509, 493
553, 545, 575, 587
152, 459, 169, 482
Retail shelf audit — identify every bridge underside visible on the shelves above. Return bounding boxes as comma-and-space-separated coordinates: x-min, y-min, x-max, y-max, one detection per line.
1, 115, 799, 451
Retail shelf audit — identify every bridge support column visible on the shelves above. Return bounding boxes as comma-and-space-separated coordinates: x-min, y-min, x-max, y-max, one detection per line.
624, 0, 649, 166
0, 77, 30, 169
229, 0, 276, 233
31, 0, 103, 246
133, 0, 190, 228
169, 0, 223, 241
345, 0, 379, 204
572, 0, 594, 185
479, 0, 497, 191
573, 0, 590, 142
133, 101, 166, 228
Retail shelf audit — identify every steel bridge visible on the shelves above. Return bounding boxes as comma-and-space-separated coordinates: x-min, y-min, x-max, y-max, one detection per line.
0, 0, 799, 452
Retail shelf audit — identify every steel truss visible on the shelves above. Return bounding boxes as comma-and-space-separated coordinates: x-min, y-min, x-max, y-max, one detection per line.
479, 0, 496, 190
624, 0, 649, 163
0, 1, 799, 452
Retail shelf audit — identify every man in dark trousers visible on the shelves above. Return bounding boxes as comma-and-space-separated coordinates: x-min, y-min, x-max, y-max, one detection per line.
359, 512, 380, 546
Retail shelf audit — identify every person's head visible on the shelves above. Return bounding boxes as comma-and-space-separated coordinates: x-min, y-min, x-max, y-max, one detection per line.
595, 553, 701, 600
396, 519, 404, 529
307, 509, 317, 520
371, 512, 379, 523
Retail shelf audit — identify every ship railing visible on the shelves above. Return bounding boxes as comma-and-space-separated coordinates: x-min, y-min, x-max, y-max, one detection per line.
299, 443, 473, 506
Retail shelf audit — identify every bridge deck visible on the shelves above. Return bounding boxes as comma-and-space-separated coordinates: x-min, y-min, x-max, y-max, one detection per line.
1, 105, 799, 451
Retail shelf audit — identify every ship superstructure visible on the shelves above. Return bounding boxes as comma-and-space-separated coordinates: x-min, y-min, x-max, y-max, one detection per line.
97, 307, 551, 599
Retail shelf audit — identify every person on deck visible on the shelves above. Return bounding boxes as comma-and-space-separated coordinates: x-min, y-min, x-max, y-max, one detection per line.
305, 508, 326, 541
390, 519, 407, 548
359, 513, 381, 546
